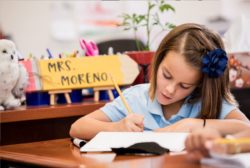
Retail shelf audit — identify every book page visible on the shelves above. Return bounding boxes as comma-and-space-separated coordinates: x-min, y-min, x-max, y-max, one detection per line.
80, 132, 188, 152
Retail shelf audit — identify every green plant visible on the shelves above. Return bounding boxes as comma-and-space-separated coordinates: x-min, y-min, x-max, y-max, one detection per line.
120, 0, 175, 51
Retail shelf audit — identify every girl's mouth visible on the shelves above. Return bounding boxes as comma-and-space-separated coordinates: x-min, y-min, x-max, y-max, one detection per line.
161, 92, 172, 100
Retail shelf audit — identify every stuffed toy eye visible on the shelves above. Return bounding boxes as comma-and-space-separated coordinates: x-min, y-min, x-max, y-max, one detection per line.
2, 50, 7, 54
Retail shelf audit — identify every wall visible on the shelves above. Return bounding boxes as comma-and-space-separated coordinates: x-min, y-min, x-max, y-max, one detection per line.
0, 0, 249, 57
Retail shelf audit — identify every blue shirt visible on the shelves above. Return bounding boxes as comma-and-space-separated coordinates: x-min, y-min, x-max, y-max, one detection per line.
100, 84, 237, 130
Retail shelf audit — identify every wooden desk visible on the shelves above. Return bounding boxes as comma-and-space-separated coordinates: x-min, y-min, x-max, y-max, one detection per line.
0, 138, 203, 168
0, 102, 106, 145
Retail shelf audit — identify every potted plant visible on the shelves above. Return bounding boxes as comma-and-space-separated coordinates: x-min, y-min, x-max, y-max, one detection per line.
119, 0, 175, 83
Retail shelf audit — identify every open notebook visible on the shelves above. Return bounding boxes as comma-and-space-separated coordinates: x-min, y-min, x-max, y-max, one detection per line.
80, 132, 188, 152
202, 152, 250, 168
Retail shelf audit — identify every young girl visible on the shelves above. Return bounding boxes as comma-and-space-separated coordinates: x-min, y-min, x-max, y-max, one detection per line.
70, 23, 249, 140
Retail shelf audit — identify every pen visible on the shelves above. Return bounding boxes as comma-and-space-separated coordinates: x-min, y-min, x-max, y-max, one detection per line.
28, 53, 33, 60
215, 138, 250, 144
72, 50, 79, 57
109, 74, 133, 114
71, 138, 87, 148
46, 48, 53, 59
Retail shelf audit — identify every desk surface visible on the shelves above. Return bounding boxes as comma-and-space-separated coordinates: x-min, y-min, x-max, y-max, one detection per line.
0, 138, 206, 168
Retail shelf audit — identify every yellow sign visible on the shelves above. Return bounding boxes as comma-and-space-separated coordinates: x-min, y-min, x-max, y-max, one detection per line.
38, 55, 139, 91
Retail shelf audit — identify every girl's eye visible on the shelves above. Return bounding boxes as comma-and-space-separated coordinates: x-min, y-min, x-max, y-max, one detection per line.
163, 73, 171, 79
180, 84, 191, 89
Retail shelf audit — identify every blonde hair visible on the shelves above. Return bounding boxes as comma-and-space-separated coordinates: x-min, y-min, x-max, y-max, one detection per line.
149, 23, 237, 119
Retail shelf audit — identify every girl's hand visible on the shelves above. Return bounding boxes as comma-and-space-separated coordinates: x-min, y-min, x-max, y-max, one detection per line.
115, 113, 144, 132
185, 127, 222, 160
155, 118, 202, 132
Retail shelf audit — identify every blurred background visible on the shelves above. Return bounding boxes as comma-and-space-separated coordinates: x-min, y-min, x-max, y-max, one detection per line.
0, 0, 250, 147
1, 0, 249, 58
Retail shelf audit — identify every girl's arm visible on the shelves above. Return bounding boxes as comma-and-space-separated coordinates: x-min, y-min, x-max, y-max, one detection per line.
155, 109, 250, 135
207, 109, 249, 135
69, 110, 144, 140
70, 110, 115, 140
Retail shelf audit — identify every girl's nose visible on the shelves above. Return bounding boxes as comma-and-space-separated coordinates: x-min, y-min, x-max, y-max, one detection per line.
165, 82, 176, 96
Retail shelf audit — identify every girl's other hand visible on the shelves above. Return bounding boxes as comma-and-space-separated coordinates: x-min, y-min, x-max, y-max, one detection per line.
185, 127, 222, 160
116, 113, 144, 132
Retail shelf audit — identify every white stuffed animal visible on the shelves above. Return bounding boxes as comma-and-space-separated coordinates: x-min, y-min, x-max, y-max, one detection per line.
0, 39, 28, 110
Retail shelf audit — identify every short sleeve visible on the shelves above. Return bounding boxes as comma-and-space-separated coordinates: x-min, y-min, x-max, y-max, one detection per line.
219, 100, 237, 119
100, 84, 151, 122
100, 88, 133, 122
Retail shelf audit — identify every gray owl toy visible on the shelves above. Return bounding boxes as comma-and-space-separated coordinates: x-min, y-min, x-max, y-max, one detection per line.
0, 39, 28, 110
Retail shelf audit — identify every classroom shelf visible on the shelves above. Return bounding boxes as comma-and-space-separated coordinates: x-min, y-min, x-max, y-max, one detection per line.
0, 102, 106, 123
0, 102, 106, 145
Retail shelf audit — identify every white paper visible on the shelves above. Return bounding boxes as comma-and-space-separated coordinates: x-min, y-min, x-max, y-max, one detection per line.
201, 152, 250, 168
80, 132, 188, 153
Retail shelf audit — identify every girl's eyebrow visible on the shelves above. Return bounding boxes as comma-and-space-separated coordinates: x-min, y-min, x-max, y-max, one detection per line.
162, 67, 196, 86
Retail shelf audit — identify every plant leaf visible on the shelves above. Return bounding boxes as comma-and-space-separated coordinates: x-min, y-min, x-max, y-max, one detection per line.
160, 4, 175, 13
149, 3, 155, 10
165, 23, 176, 29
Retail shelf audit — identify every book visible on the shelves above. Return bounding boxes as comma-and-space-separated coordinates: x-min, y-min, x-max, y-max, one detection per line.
80, 132, 188, 153
201, 152, 250, 168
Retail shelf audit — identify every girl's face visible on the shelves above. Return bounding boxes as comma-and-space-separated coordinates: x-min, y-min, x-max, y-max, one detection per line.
156, 51, 201, 105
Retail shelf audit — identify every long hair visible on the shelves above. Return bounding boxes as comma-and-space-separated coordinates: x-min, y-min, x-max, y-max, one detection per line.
149, 23, 237, 119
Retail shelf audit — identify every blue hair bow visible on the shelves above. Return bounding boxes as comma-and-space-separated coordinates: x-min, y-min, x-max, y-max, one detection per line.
202, 49, 228, 78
